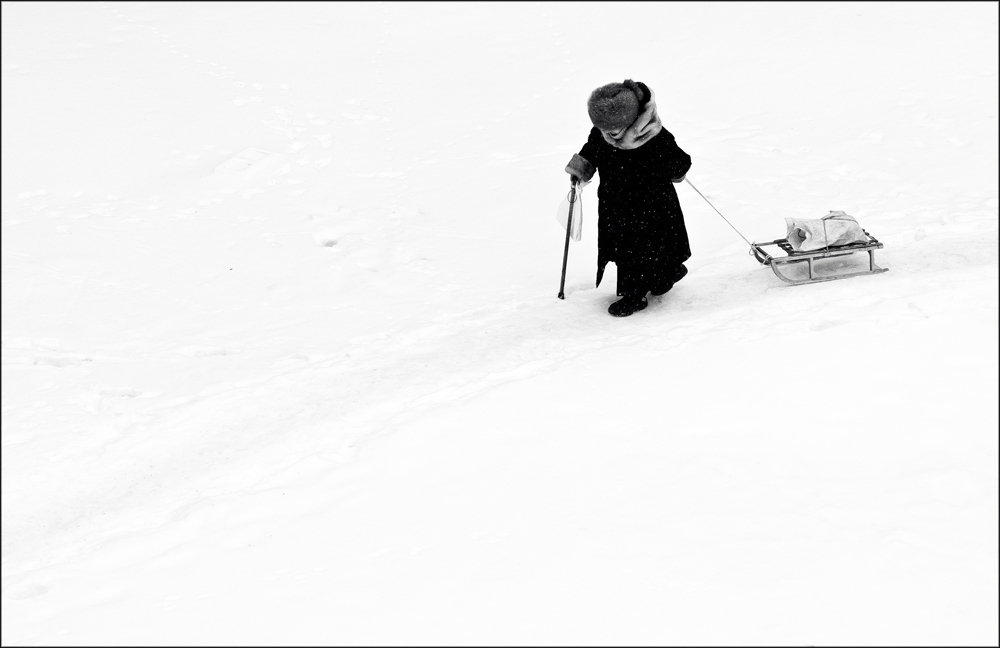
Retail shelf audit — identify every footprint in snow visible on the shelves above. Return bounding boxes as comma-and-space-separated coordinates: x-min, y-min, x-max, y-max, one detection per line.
270, 353, 310, 369
5, 583, 48, 600
99, 387, 142, 399
241, 187, 267, 199
33, 355, 93, 368
173, 345, 235, 358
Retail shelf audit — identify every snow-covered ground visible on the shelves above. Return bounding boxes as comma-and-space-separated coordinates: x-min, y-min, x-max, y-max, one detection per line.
2, 2, 997, 645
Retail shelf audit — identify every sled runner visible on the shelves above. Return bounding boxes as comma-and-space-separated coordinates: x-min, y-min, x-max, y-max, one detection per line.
750, 230, 888, 286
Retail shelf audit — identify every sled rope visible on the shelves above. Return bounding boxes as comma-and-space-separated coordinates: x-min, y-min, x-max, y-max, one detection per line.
684, 178, 753, 247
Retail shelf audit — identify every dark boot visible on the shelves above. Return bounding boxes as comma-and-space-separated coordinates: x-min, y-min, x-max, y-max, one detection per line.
608, 294, 648, 317
650, 264, 689, 296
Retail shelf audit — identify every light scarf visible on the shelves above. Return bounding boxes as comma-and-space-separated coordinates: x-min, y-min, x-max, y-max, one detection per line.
601, 91, 663, 150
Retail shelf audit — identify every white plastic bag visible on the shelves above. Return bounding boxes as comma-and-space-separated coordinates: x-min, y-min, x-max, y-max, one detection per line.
785, 210, 869, 251
556, 182, 588, 242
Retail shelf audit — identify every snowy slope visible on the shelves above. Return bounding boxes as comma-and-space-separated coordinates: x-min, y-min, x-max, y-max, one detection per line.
2, 2, 998, 645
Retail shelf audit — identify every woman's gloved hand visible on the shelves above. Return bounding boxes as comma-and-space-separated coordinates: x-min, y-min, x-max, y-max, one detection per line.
565, 153, 596, 185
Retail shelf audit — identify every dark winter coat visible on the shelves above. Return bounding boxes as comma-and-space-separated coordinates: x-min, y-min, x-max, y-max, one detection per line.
567, 95, 692, 296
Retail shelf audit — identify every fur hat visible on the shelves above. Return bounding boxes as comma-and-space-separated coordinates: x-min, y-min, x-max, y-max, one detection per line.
587, 80, 643, 132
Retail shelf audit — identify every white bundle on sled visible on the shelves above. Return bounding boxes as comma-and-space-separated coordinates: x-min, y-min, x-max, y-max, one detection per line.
784, 210, 869, 252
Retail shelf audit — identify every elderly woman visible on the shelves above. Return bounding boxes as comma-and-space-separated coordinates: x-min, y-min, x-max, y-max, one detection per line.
565, 80, 693, 317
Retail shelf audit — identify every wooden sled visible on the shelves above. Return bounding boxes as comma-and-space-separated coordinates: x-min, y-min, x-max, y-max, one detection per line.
750, 230, 888, 286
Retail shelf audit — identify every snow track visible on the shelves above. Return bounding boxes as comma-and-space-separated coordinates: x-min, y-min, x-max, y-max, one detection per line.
6, 240, 993, 581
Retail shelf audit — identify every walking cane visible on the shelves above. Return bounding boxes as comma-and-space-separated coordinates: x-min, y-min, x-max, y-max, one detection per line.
557, 179, 579, 299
